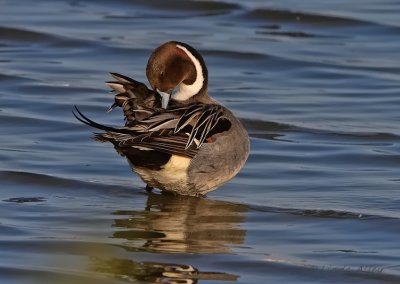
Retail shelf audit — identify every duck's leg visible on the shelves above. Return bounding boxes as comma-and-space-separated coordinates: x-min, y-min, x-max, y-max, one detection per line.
145, 184, 153, 193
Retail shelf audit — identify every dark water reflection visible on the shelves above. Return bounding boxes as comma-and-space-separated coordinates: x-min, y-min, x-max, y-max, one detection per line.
112, 193, 247, 254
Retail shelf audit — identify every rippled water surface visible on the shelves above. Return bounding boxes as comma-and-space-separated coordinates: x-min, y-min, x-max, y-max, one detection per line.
1, 0, 400, 283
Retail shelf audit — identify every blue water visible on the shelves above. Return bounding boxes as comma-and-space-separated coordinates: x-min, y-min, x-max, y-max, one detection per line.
1, 0, 400, 283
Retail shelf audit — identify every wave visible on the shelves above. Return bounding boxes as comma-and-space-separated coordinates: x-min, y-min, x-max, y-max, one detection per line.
3, 197, 46, 203
114, 0, 240, 12
0, 25, 103, 49
243, 8, 381, 28
248, 203, 393, 220
2, 169, 394, 221
224, 258, 400, 282
241, 117, 400, 142
0, 170, 132, 192
0, 26, 57, 43
2, 168, 398, 221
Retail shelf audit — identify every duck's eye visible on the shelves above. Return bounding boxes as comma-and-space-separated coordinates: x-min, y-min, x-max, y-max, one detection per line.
160, 71, 165, 77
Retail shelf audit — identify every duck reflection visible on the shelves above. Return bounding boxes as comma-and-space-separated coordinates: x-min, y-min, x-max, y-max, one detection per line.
90, 193, 247, 283
111, 192, 248, 254
91, 258, 238, 283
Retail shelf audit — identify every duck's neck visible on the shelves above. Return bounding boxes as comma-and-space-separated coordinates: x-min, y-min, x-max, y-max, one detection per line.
171, 81, 201, 101
172, 88, 217, 105
172, 44, 207, 102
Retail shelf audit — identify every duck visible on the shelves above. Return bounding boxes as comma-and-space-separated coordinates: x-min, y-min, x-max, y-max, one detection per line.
74, 41, 249, 196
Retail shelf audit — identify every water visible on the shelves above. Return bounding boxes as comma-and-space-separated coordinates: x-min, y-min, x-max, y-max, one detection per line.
1, 0, 400, 283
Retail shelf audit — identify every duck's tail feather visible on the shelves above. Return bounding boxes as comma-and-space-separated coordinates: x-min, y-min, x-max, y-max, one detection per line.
73, 105, 132, 135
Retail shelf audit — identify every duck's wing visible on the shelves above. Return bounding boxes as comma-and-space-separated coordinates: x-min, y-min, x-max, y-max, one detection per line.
96, 130, 199, 158
73, 106, 197, 158
170, 104, 231, 149
106, 72, 162, 124
73, 104, 231, 158
127, 104, 232, 148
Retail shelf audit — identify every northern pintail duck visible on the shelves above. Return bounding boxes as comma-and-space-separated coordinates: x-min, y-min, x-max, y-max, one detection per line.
74, 41, 249, 196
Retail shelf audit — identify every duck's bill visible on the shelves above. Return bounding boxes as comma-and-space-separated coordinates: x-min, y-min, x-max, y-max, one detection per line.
157, 89, 171, 109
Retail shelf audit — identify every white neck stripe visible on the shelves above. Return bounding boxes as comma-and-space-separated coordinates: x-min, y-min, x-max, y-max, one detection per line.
172, 44, 204, 101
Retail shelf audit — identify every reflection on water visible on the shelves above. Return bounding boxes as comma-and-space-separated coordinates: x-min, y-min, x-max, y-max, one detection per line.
90, 193, 245, 283
91, 258, 238, 283
112, 193, 247, 254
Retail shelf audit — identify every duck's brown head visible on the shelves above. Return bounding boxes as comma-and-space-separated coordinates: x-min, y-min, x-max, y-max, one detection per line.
146, 41, 208, 107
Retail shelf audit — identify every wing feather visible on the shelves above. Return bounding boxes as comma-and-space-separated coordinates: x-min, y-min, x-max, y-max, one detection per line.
74, 73, 232, 159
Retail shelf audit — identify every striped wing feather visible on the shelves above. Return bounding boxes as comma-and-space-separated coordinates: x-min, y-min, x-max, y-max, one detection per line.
74, 73, 231, 159
74, 104, 229, 158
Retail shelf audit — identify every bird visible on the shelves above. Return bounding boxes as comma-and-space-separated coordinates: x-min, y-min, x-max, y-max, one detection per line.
74, 41, 249, 196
